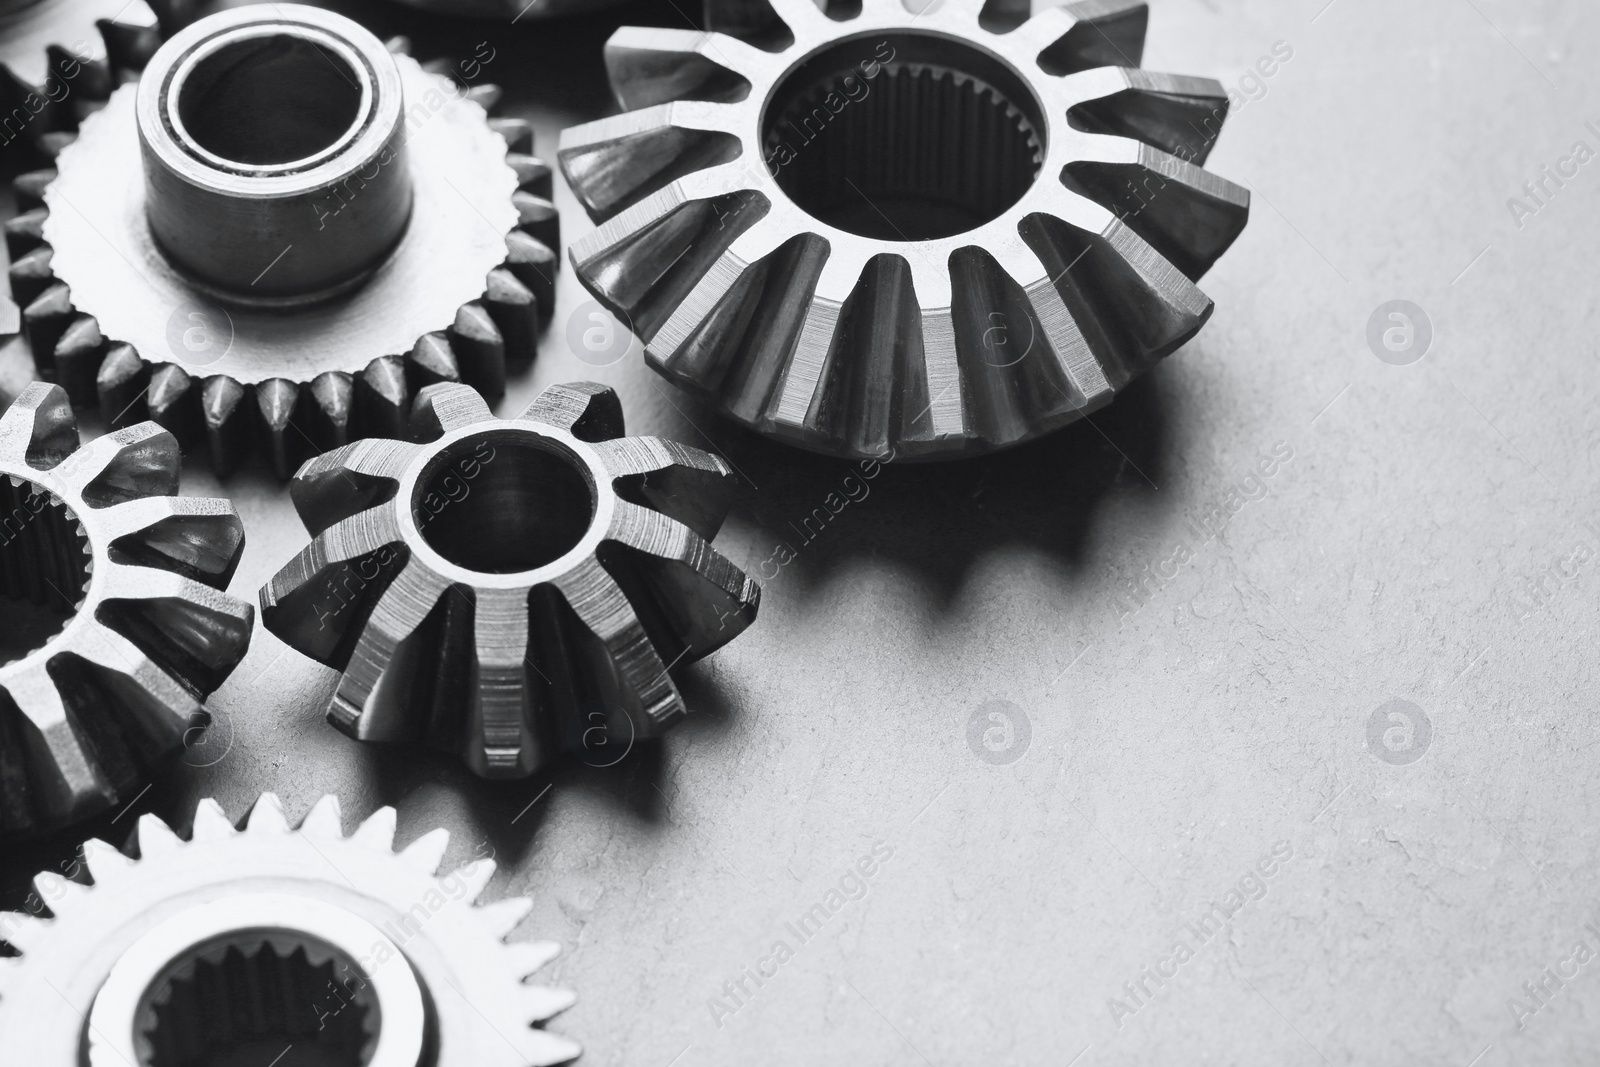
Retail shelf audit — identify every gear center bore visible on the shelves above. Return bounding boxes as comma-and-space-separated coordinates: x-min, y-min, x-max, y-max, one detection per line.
414, 432, 596, 574
762, 31, 1046, 242
0, 477, 89, 664
139, 935, 377, 1067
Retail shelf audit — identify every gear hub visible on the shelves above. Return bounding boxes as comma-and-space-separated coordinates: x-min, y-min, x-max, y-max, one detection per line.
559, 0, 1249, 460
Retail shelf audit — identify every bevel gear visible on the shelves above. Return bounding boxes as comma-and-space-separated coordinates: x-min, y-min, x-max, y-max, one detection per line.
0, 792, 580, 1066
0, 382, 251, 840
559, 0, 1249, 460
4, 4, 561, 478
260, 381, 760, 779
0, 0, 190, 158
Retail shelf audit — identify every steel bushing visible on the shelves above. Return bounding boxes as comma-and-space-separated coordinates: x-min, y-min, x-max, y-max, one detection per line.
0, 382, 251, 839
560, 0, 1249, 460
6, 4, 560, 476
0, 792, 579, 1066
260, 382, 760, 778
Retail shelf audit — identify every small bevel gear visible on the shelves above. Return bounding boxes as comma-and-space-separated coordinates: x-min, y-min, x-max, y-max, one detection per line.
260, 381, 761, 779
0, 0, 189, 158
559, 0, 1249, 460
4, 4, 561, 477
0, 792, 580, 1066
0, 382, 252, 840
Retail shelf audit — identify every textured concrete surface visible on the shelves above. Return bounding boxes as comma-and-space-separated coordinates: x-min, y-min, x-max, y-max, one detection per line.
4, 0, 1599, 1064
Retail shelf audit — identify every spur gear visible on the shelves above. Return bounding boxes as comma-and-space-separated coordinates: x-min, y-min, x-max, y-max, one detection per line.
559, 0, 1249, 460
0, 792, 580, 1066
5, 4, 561, 478
260, 381, 761, 779
0, 0, 189, 158
0, 382, 252, 840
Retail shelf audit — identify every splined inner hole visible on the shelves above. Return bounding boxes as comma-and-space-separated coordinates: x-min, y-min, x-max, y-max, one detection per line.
416, 433, 595, 573
177, 35, 363, 165
139, 934, 376, 1067
0, 477, 88, 664
763, 32, 1045, 241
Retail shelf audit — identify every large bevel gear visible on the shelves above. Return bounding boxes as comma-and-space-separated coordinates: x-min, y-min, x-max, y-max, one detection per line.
0, 0, 189, 158
559, 0, 1249, 460
0, 382, 251, 840
0, 792, 580, 1066
4, 4, 561, 478
260, 382, 761, 779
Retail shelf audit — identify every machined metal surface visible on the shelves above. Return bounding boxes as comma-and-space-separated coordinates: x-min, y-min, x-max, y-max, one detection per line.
559, 0, 1248, 460
0, 792, 579, 1065
0, 382, 251, 840
260, 381, 760, 778
6, 4, 562, 477
0, 0, 189, 158
381, 0, 624, 21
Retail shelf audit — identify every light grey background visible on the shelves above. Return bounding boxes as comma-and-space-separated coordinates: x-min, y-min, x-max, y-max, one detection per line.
4, 0, 1598, 1064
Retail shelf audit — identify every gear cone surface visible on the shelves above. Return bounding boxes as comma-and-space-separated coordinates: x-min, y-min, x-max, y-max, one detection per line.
0, 792, 580, 1066
5, 4, 561, 477
261, 381, 761, 779
0, 382, 252, 839
559, 0, 1249, 460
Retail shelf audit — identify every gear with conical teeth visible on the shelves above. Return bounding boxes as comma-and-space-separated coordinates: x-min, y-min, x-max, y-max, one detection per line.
260, 381, 761, 779
560, 0, 1249, 461
5, 5, 561, 479
0, 382, 252, 840
0, 792, 581, 1066
0, 0, 191, 159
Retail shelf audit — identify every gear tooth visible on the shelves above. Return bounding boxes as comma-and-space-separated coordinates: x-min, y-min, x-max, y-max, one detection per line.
506, 153, 554, 200
308, 370, 354, 453
200, 375, 251, 477
1035, 0, 1149, 74
146, 362, 201, 448
488, 117, 534, 155
4, 208, 48, 260
190, 797, 237, 840
37, 131, 76, 160
447, 302, 505, 400
354, 355, 409, 441
99, 8, 165, 75
519, 984, 578, 1026
255, 378, 308, 480
299, 795, 344, 839
385, 35, 412, 55
513, 191, 560, 258
10, 247, 58, 313
52, 314, 107, 404
504, 939, 561, 978
31, 871, 82, 911
21, 283, 74, 380
13, 170, 57, 212
397, 826, 450, 875
136, 811, 184, 857
405, 331, 460, 394
97, 343, 151, 429
454, 855, 496, 903
521, 381, 625, 441
80, 838, 130, 884
0, 380, 78, 466
245, 792, 291, 835
419, 57, 453, 77
504, 230, 558, 325
409, 382, 493, 442
476, 896, 532, 940
351, 805, 398, 851
463, 83, 501, 114
484, 268, 539, 363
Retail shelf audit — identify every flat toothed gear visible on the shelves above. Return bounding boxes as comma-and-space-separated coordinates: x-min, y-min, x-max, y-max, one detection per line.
0, 382, 251, 840
5, 4, 561, 478
560, 0, 1249, 460
260, 381, 761, 779
0, 793, 580, 1066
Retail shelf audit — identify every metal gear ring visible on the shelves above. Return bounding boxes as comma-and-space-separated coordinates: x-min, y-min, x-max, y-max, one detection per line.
0, 0, 189, 158
558, 0, 1249, 460
0, 382, 252, 840
5, 4, 561, 477
260, 381, 761, 779
0, 792, 580, 1066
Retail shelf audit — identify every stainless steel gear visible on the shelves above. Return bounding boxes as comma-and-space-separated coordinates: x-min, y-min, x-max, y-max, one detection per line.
5, 4, 561, 477
260, 381, 760, 779
0, 791, 580, 1066
0, 382, 252, 840
559, 0, 1249, 460
0, 0, 189, 158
